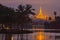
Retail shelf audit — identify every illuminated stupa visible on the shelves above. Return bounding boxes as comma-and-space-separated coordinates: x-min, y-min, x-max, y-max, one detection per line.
36, 7, 47, 20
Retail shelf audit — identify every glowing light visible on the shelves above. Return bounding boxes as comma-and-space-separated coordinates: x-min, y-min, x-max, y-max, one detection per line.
36, 32, 45, 40
11, 35, 14, 40
36, 7, 47, 20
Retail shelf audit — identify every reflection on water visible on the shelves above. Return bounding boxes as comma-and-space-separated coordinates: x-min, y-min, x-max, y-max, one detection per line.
0, 30, 60, 40
11, 35, 14, 40
36, 32, 46, 40
36, 32, 55, 40
10, 31, 58, 40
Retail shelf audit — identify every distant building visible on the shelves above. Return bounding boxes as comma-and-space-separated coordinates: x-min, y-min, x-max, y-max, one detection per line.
35, 7, 48, 20
32, 7, 49, 29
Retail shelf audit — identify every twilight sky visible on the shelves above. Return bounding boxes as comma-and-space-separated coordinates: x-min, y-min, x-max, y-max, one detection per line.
0, 0, 60, 17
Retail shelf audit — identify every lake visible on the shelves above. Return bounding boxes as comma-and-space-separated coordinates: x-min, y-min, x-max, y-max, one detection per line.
0, 29, 60, 40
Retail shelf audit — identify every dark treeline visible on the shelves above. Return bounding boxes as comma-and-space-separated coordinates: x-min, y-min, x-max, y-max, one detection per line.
44, 11, 60, 29
49, 11, 60, 29
0, 4, 35, 28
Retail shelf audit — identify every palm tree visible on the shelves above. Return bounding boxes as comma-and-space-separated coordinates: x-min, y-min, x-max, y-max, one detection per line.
54, 11, 57, 20
16, 4, 35, 40
16, 4, 35, 24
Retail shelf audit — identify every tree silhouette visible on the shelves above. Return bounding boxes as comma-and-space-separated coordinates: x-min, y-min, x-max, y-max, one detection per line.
16, 4, 35, 40
16, 4, 35, 24
0, 4, 15, 29
0, 4, 35, 29
54, 11, 57, 20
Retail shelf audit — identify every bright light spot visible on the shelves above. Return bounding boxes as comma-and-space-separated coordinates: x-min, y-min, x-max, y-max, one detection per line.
36, 32, 45, 40
11, 35, 14, 40
36, 7, 47, 20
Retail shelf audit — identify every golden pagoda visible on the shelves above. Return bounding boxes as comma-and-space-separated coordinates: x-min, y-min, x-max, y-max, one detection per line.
36, 7, 47, 20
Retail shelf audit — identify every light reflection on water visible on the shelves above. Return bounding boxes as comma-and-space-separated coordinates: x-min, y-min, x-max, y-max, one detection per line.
36, 32, 46, 40
0, 30, 60, 40
10, 31, 56, 40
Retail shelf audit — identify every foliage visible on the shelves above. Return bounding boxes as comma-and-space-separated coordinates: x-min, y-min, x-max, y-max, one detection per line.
0, 4, 35, 24
15, 4, 35, 24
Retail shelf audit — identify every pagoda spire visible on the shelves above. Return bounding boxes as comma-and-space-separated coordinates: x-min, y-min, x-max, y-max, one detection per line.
39, 7, 43, 16
36, 7, 47, 20
36, 7, 43, 19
